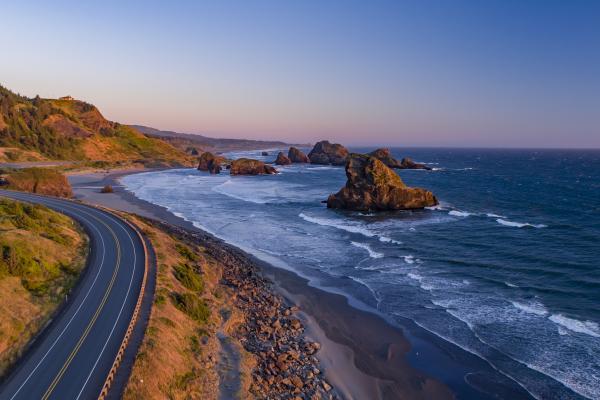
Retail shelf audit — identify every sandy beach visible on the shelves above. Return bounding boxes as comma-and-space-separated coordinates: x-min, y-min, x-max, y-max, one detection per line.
69, 169, 533, 400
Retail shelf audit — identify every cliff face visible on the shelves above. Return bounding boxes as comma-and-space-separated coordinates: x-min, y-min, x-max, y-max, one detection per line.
327, 154, 438, 211
0, 85, 193, 166
5, 168, 73, 198
307, 141, 349, 165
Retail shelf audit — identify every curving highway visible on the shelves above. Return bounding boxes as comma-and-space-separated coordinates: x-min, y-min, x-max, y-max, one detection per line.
0, 190, 147, 400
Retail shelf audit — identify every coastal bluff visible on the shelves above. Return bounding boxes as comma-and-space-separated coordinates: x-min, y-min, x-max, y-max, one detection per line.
327, 153, 438, 211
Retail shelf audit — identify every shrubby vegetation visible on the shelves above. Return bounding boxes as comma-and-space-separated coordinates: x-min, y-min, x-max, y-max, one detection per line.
0, 198, 86, 375
0, 85, 193, 166
0, 86, 83, 159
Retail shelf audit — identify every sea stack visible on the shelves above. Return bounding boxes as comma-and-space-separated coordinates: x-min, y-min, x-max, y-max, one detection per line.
327, 154, 438, 211
197, 152, 224, 174
307, 140, 349, 165
230, 158, 277, 175
400, 157, 431, 170
288, 147, 310, 163
275, 152, 292, 165
368, 148, 402, 168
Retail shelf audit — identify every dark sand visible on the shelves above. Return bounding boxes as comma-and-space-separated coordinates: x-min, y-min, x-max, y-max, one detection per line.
69, 170, 533, 400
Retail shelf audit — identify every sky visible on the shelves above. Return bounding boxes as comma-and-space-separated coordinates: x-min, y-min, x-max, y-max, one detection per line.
2, 0, 599, 148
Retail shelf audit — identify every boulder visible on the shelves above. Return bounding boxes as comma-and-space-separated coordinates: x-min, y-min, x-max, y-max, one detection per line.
327, 154, 438, 211
288, 147, 310, 163
307, 140, 349, 165
368, 148, 401, 168
230, 158, 277, 175
261, 151, 269, 156
400, 157, 431, 170
197, 152, 225, 174
275, 152, 291, 165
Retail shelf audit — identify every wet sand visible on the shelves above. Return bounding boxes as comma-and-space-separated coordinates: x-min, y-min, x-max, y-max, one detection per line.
69, 169, 533, 400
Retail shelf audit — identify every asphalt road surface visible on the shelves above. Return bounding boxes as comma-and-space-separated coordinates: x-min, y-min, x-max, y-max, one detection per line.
0, 191, 146, 400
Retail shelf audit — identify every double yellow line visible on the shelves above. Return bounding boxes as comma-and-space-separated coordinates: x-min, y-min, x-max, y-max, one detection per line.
41, 211, 122, 400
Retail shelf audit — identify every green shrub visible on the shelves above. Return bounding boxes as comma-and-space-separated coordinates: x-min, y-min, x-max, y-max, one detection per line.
172, 263, 204, 293
171, 292, 210, 323
175, 244, 198, 262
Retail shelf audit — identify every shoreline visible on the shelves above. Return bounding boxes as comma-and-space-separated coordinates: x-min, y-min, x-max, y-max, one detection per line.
69, 169, 533, 399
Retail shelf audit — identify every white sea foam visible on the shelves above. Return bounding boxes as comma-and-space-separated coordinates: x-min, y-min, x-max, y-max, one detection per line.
496, 219, 547, 228
378, 236, 402, 245
511, 301, 548, 316
449, 210, 471, 217
407, 272, 422, 281
351, 242, 384, 259
486, 213, 506, 218
504, 281, 519, 288
403, 255, 415, 264
549, 314, 600, 338
299, 213, 377, 238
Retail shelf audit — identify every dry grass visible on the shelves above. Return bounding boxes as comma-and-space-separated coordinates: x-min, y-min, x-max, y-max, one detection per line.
123, 216, 255, 400
5, 168, 73, 198
0, 147, 47, 163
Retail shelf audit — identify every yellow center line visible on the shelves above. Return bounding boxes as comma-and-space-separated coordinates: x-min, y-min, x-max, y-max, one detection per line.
41, 212, 122, 400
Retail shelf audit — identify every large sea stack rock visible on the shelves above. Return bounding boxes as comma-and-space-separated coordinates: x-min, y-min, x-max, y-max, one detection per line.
307, 140, 349, 165
275, 152, 292, 165
288, 147, 310, 163
368, 148, 402, 168
400, 157, 431, 170
327, 154, 438, 211
230, 158, 277, 175
197, 152, 224, 174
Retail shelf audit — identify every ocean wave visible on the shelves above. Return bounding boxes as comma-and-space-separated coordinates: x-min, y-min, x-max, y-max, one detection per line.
511, 300, 548, 316
496, 219, 547, 228
504, 281, 519, 288
549, 314, 600, 338
449, 210, 471, 217
351, 242, 384, 259
407, 272, 423, 281
403, 255, 415, 264
378, 236, 402, 245
299, 213, 377, 238
486, 213, 506, 218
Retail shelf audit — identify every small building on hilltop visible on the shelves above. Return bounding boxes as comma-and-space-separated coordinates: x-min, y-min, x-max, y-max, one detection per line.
59, 95, 74, 101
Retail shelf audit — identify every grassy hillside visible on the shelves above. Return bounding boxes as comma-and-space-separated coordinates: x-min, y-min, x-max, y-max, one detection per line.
0, 198, 87, 376
3, 168, 73, 197
0, 85, 194, 167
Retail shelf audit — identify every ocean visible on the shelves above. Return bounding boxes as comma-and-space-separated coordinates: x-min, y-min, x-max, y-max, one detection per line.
121, 148, 600, 399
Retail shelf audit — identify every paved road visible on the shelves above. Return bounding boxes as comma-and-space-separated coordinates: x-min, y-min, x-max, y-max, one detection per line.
0, 191, 146, 400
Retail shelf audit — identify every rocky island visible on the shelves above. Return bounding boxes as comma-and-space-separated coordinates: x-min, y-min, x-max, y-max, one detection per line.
369, 148, 432, 170
230, 158, 277, 175
288, 147, 310, 163
197, 152, 226, 174
327, 153, 438, 211
275, 152, 292, 165
307, 140, 349, 165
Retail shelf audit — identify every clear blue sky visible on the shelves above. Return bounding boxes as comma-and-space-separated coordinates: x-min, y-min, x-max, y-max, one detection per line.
2, 0, 599, 147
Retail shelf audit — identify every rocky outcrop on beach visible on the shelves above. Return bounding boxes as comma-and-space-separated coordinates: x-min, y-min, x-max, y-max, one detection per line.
261, 151, 269, 156
400, 157, 431, 170
327, 154, 438, 211
230, 158, 277, 175
368, 148, 402, 168
275, 152, 292, 165
307, 141, 349, 165
288, 147, 310, 163
197, 152, 225, 174
148, 220, 337, 400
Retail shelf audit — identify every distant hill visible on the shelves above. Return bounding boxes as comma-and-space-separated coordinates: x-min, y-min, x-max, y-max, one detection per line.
0, 85, 193, 167
132, 125, 307, 154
